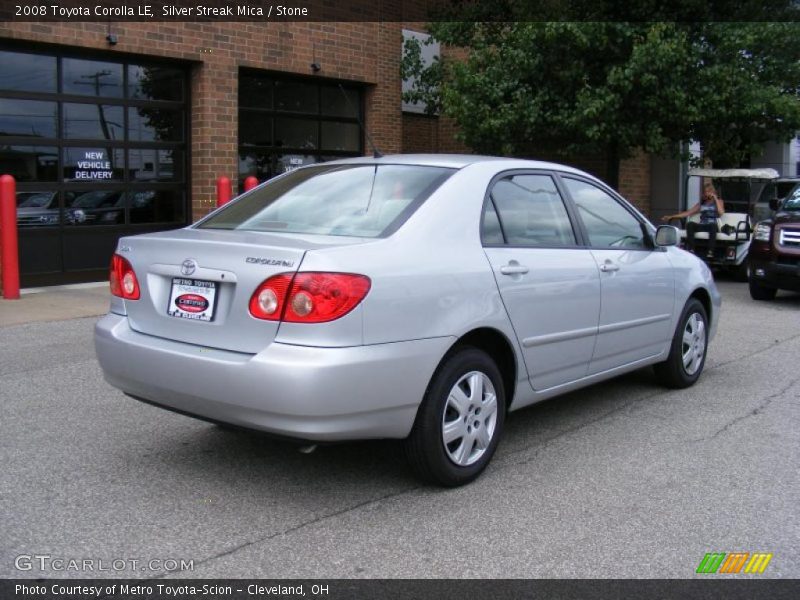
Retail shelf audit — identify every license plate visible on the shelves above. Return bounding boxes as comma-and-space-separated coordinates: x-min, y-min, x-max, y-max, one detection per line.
167, 278, 217, 321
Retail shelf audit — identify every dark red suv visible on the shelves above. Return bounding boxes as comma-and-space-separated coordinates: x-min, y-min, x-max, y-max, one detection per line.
748, 184, 800, 300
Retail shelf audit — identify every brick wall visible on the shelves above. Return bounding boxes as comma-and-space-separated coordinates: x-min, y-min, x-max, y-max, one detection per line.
618, 150, 651, 215
0, 21, 403, 220
401, 113, 437, 153
401, 113, 470, 155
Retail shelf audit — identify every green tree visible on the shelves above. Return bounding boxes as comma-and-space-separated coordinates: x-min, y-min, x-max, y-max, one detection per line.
689, 23, 800, 166
402, 14, 800, 184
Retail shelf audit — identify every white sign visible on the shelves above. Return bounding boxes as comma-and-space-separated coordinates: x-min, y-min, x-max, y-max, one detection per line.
74, 150, 113, 180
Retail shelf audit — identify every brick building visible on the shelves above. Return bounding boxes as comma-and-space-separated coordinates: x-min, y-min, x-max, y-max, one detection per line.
1, 20, 411, 286
0, 19, 653, 287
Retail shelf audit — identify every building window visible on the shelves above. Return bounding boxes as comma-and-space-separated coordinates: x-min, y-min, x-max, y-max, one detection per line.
0, 45, 189, 285
62, 58, 124, 97
0, 51, 56, 92
401, 29, 440, 115
0, 47, 188, 229
237, 69, 364, 191
0, 98, 57, 137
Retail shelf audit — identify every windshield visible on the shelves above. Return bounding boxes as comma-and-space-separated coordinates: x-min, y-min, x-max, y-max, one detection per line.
198, 164, 455, 237
17, 193, 54, 208
783, 187, 800, 211
71, 191, 124, 209
777, 182, 799, 199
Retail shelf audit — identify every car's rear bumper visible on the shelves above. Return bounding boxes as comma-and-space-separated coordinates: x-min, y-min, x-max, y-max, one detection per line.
749, 259, 800, 292
95, 313, 453, 441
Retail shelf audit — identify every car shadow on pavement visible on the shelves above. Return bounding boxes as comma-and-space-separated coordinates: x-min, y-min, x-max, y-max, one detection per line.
138, 418, 421, 491
130, 367, 663, 492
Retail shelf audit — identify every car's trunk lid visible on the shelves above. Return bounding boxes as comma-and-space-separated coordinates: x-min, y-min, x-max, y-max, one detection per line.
119, 227, 367, 354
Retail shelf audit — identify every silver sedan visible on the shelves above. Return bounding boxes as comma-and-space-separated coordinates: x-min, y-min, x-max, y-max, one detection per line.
95, 155, 720, 486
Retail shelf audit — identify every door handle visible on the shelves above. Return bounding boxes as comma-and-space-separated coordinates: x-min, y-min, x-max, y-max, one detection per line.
599, 261, 620, 272
500, 263, 529, 275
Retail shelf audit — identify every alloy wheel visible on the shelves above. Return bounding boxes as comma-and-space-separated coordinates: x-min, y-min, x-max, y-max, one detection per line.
681, 312, 706, 375
441, 371, 498, 467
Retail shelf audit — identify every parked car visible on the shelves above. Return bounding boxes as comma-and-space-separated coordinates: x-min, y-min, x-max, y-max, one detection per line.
66, 190, 126, 225
749, 185, 800, 300
16, 191, 85, 227
16, 191, 60, 227
95, 155, 720, 486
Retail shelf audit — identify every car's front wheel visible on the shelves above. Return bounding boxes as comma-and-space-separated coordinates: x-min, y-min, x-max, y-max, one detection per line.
653, 298, 709, 389
404, 347, 505, 487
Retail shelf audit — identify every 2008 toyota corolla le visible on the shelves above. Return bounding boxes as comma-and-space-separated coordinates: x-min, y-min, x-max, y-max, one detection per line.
95, 155, 720, 486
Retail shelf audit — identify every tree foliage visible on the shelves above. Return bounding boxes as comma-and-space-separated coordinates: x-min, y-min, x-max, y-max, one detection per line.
402, 11, 800, 173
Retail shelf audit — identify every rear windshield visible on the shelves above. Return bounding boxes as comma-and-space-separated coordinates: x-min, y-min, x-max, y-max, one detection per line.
198, 164, 455, 238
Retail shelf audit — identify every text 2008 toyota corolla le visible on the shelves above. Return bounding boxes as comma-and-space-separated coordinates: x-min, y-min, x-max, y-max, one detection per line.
95, 155, 720, 486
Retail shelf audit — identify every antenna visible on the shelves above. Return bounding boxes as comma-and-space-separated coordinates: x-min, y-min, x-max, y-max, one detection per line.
338, 83, 382, 159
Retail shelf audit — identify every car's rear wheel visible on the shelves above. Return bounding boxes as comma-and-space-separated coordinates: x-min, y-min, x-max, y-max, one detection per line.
748, 276, 777, 301
653, 298, 708, 389
403, 347, 505, 487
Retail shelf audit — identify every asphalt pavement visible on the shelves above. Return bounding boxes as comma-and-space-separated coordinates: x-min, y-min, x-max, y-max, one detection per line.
1, 280, 798, 579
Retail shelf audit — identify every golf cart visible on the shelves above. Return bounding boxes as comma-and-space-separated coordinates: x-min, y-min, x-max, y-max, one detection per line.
669, 168, 780, 280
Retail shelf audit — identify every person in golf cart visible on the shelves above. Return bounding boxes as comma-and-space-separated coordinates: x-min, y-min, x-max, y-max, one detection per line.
662, 184, 726, 257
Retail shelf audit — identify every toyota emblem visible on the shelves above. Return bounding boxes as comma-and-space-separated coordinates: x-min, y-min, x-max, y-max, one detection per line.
181, 259, 197, 276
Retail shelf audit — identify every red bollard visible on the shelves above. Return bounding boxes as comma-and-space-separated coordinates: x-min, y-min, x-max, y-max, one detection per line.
216, 176, 232, 208
244, 176, 259, 192
0, 174, 20, 300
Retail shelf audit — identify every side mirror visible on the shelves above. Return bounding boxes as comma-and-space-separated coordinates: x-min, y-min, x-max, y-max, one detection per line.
655, 225, 679, 247
769, 198, 780, 211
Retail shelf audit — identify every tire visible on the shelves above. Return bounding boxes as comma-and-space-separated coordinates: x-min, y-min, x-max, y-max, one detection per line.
733, 261, 749, 282
653, 299, 709, 389
749, 277, 777, 301
403, 347, 506, 487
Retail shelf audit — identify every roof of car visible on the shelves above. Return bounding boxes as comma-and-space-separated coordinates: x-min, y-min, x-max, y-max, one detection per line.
327, 154, 576, 171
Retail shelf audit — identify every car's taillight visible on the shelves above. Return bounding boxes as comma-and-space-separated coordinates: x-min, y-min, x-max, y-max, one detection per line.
249, 273, 293, 320
248, 272, 371, 323
284, 273, 371, 323
109, 254, 140, 300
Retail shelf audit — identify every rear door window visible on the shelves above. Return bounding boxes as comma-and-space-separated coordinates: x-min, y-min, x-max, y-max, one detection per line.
483, 173, 577, 247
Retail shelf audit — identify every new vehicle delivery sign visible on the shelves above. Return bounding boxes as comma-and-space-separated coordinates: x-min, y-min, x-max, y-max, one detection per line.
74, 150, 113, 180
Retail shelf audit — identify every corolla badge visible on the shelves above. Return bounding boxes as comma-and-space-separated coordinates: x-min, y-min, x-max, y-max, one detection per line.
181, 259, 197, 276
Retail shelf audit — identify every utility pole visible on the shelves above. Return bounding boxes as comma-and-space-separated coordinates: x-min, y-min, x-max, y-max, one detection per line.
72, 70, 118, 176
73, 70, 117, 141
